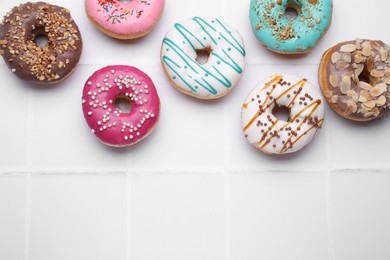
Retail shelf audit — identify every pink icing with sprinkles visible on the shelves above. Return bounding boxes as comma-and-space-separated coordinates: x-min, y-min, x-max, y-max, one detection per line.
82, 65, 160, 146
86, 0, 164, 35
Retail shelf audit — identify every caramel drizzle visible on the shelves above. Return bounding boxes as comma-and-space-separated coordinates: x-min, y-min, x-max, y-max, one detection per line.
258, 100, 321, 149
243, 75, 283, 109
282, 118, 325, 153
278, 101, 323, 153
243, 77, 306, 132
243, 76, 323, 153
243, 75, 283, 131
256, 119, 279, 145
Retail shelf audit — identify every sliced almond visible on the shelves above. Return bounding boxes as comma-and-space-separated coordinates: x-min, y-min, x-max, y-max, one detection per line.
384, 78, 390, 84
362, 46, 372, 57
358, 95, 368, 103
371, 69, 384, 78
376, 95, 387, 106
380, 48, 388, 61
362, 40, 371, 49
370, 83, 387, 97
355, 39, 363, 50
331, 95, 339, 103
329, 74, 339, 87
359, 81, 372, 90
336, 63, 350, 70
370, 41, 382, 50
354, 64, 364, 77
367, 57, 374, 72
340, 44, 357, 53
354, 55, 364, 63
341, 53, 352, 63
360, 89, 373, 101
331, 52, 340, 64
372, 107, 380, 117
347, 89, 358, 98
364, 111, 375, 118
347, 100, 358, 113
340, 76, 351, 94
364, 100, 376, 109
361, 103, 370, 114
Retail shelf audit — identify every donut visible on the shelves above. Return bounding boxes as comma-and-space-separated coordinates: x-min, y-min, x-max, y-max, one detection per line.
161, 16, 246, 100
85, 0, 165, 40
241, 75, 325, 155
82, 65, 160, 147
0, 2, 82, 84
249, 0, 332, 54
319, 39, 390, 121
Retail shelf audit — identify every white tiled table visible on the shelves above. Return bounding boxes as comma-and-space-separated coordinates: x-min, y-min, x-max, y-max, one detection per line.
1, 1, 390, 260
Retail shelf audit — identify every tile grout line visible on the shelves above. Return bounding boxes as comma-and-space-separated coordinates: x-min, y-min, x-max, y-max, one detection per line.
223, 171, 231, 260
324, 123, 335, 260
126, 171, 132, 260
126, 151, 132, 260
223, 98, 231, 260
24, 88, 34, 260
24, 173, 32, 260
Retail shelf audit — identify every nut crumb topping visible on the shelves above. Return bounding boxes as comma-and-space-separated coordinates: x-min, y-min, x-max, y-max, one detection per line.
0, 2, 82, 83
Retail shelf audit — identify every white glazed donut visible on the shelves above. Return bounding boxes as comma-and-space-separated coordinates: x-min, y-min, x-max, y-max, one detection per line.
241, 75, 325, 155
161, 16, 246, 100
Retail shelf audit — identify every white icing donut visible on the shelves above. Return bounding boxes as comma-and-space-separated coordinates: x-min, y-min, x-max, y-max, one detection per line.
241, 75, 325, 155
161, 17, 246, 99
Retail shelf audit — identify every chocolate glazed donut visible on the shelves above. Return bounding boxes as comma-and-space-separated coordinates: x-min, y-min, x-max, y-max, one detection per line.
0, 2, 82, 84
319, 39, 390, 121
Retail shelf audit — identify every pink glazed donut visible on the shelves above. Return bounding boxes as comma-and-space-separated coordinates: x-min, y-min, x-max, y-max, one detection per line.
85, 0, 165, 39
82, 65, 160, 147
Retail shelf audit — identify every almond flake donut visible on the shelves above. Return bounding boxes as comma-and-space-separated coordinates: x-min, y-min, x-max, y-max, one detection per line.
319, 39, 390, 121
249, 0, 332, 54
161, 17, 246, 100
242, 75, 325, 154
85, 0, 165, 39
82, 65, 160, 147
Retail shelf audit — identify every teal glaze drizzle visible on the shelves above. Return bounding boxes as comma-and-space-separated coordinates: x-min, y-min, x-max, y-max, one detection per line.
249, 0, 332, 53
162, 17, 246, 95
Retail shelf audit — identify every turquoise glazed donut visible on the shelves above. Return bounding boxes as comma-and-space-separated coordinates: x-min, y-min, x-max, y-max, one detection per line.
249, 0, 332, 54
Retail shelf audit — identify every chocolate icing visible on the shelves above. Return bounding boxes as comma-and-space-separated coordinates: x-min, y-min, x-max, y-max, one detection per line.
0, 2, 82, 83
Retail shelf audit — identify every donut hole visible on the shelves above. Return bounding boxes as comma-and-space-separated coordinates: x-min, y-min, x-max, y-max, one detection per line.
118, 0, 133, 3
32, 27, 48, 48
358, 70, 371, 84
114, 95, 132, 113
272, 104, 291, 122
195, 47, 212, 65
35, 34, 48, 48
285, 1, 301, 20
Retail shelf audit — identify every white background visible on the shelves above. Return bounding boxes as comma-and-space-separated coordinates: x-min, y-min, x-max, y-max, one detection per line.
1, 0, 390, 260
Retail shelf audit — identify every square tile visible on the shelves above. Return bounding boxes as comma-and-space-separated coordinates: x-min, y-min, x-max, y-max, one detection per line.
328, 110, 390, 169
129, 67, 227, 171
230, 171, 328, 260
0, 66, 30, 170
30, 173, 127, 260
130, 173, 225, 260
330, 171, 390, 260
31, 65, 128, 171
0, 174, 26, 260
